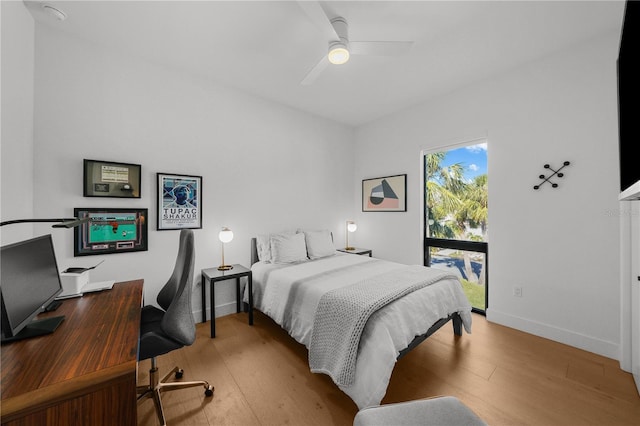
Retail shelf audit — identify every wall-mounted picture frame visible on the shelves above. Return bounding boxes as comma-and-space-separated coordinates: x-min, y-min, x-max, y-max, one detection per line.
157, 173, 202, 230
362, 174, 407, 212
73, 207, 148, 256
83, 159, 141, 198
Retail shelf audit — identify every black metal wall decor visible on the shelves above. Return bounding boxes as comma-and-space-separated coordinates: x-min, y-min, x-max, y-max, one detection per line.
534, 161, 570, 190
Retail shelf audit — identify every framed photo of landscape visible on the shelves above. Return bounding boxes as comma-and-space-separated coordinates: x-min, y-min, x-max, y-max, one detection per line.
362, 174, 407, 212
157, 173, 202, 230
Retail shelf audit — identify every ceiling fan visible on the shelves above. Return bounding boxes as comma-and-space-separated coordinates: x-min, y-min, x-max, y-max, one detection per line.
297, 1, 415, 85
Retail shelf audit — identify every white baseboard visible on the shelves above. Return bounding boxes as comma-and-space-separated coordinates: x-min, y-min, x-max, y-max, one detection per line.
486, 308, 619, 360
194, 300, 238, 322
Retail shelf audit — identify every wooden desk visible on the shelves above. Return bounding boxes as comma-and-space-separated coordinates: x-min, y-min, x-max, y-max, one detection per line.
1, 279, 143, 426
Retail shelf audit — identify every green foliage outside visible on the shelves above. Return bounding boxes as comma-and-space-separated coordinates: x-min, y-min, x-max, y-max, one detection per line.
460, 278, 486, 311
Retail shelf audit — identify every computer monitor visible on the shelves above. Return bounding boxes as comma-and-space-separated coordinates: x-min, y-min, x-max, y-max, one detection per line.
1, 234, 65, 343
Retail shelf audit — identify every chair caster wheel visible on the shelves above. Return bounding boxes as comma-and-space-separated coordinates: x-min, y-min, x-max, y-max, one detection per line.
205, 385, 214, 397
175, 369, 184, 379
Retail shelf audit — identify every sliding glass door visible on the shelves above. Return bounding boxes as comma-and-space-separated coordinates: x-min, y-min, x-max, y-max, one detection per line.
424, 141, 488, 313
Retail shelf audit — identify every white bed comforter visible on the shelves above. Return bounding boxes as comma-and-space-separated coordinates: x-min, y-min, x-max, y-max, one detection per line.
248, 252, 472, 409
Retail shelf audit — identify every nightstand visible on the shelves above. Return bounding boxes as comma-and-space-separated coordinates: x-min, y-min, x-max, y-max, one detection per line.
201, 264, 252, 338
337, 247, 372, 257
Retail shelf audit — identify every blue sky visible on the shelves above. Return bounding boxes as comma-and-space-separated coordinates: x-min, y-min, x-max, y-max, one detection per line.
440, 143, 487, 181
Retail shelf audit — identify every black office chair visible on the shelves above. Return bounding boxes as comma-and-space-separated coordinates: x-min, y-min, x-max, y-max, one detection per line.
137, 229, 214, 425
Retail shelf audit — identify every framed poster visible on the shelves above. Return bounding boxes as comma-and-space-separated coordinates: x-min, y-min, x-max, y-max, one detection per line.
362, 174, 407, 212
73, 207, 148, 256
83, 159, 141, 198
157, 173, 202, 230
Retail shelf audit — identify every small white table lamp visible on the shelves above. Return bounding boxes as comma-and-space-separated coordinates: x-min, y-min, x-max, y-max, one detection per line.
217, 227, 234, 271
345, 220, 357, 251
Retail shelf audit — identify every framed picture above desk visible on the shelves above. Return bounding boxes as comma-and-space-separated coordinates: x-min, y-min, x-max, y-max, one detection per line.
83, 159, 141, 198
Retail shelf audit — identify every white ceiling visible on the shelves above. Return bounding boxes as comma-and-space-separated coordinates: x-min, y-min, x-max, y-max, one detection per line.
24, 0, 625, 126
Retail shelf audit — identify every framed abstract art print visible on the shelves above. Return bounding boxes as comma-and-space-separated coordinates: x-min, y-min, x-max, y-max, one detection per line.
362, 174, 407, 212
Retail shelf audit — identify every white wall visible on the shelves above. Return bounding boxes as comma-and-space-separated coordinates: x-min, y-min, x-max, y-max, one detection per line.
1, 2, 624, 361
1, 0, 35, 245
25, 25, 354, 319
353, 33, 622, 359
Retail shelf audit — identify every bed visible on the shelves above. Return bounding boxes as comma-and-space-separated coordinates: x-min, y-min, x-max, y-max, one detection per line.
246, 230, 472, 409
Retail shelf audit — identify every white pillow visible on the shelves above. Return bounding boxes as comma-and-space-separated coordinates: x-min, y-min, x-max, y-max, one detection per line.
302, 229, 335, 259
256, 234, 272, 262
256, 230, 295, 262
270, 232, 308, 264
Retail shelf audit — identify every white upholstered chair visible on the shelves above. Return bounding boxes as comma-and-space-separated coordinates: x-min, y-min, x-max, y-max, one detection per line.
353, 396, 487, 426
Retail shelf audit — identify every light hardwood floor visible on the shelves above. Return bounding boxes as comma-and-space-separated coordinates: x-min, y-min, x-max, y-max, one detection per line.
137, 311, 640, 425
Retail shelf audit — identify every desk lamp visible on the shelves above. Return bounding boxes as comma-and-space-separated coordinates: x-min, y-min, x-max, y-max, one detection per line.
217, 227, 234, 271
0, 217, 90, 228
345, 220, 357, 251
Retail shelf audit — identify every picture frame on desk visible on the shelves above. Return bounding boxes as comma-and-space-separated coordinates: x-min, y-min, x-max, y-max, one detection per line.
83, 159, 141, 198
157, 173, 202, 230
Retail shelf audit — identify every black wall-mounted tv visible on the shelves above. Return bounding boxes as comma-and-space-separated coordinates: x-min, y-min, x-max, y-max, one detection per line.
617, 0, 639, 193
73, 207, 148, 256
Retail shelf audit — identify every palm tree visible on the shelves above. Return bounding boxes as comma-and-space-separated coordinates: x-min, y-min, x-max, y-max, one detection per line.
425, 153, 465, 241
455, 174, 488, 285
426, 151, 488, 281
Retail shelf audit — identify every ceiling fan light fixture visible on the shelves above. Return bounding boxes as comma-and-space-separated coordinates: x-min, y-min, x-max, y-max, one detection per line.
328, 42, 350, 65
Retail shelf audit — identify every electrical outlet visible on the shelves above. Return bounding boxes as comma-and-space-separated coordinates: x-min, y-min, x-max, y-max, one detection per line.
513, 286, 523, 297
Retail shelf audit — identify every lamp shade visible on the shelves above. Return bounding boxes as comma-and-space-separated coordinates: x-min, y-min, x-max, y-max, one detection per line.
218, 227, 234, 243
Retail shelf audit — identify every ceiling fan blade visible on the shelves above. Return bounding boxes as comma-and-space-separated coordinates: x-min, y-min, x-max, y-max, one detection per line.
301, 55, 329, 86
350, 41, 414, 56
297, 0, 339, 40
